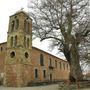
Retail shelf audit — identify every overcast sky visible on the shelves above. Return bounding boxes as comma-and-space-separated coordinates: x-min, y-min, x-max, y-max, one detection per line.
0, 0, 28, 43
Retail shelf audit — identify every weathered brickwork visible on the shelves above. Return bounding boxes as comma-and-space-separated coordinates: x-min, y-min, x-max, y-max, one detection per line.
0, 10, 70, 87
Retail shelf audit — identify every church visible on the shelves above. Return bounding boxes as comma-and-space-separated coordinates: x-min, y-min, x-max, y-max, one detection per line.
0, 10, 70, 87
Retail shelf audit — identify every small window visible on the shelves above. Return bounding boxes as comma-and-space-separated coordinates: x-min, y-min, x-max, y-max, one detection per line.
40, 54, 44, 66
27, 38, 29, 48
10, 51, 15, 58
1, 47, 3, 52
24, 36, 26, 48
55, 60, 57, 68
11, 37, 13, 47
25, 52, 29, 58
49, 58, 52, 66
35, 69, 38, 79
11, 21, 15, 32
15, 35, 17, 46
24, 19, 30, 33
43, 70, 46, 78
16, 19, 19, 29
63, 63, 65, 70
27, 22, 30, 33
67, 64, 68, 70
59, 62, 62, 69
24, 20, 27, 32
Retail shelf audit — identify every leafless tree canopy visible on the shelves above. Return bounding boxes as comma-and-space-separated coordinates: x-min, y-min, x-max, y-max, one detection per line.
28, 0, 90, 81
29, 0, 89, 60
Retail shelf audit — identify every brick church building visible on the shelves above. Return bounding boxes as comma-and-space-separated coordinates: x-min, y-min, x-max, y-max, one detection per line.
0, 10, 70, 87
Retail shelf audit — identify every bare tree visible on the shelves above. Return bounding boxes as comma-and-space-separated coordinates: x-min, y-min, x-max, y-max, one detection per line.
28, 0, 90, 82
79, 36, 90, 72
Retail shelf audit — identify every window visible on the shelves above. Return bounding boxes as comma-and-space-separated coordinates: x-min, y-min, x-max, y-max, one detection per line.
25, 52, 29, 58
40, 54, 44, 66
24, 20, 27, 32
24, 19, 30, 33
59, 62, 62, 69
15, 35, 17, 46
1, 47, 3, 52
49, 58, 52, 66
35, 69, 38, 78
11, 21, 15, 32
63, 63, 65, 70
24, 36, 26, 48
16, 19, 19, 29
27, 38, 29, 48
27, 22, 30, 33
55, 60, 57, 68
43, 70, 46, 78
67, 64, 68, 70
10, 51, 15, 58
11, 37, 13, 47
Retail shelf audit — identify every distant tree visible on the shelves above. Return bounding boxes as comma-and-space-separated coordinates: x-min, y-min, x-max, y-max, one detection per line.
28, 0, 90, 82
79, 38, 90, 72
79, 30, 90, 72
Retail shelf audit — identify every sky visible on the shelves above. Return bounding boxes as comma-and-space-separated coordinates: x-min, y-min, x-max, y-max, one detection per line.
0, 0, 65, 59
0, 0, 28, 43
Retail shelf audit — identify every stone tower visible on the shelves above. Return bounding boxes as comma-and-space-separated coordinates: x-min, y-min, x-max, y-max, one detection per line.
4, 10, 32, 87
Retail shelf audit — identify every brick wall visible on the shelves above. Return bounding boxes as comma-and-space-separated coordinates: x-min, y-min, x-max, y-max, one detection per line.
0, 42, 70, 86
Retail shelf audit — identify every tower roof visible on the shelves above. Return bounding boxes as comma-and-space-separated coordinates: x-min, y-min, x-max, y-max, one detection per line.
15, 8, 28, 15
10, 9, 32, 20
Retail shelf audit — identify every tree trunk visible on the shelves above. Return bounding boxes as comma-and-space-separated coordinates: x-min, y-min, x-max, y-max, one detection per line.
69, 61, 83, 82
69, 44, 83, 82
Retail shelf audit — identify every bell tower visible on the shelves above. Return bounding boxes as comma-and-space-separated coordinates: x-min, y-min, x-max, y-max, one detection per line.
4, 10, 32, 87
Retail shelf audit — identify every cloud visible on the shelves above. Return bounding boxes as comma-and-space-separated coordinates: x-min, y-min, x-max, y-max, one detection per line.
0, 0, 28, 43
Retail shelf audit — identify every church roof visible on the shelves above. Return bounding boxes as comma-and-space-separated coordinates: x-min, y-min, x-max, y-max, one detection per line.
0, 42, 67, 62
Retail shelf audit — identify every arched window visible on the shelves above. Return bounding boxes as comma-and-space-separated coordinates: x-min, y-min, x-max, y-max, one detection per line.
11, 21, 15, 32
40, 54, 44, 66
63, 63, 65, 70
15, 35, 17, 46
49, 58, 52, 66
25, 52, 29, 58
1, 47, 3, 52
15, 19, 19, 29
24, 36, 26, 48
24, 19, 30, 33
55, 60, 57, 68
59, 62, 62, 69
27, 22, 30, 33
11, 37, 13, 47
10, 51, 15, 58
27, 38, 29, 48
24, 20, 27, 32
35, 69, 38, 78
43, 70, 46, 78
67, 64, 68, 70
